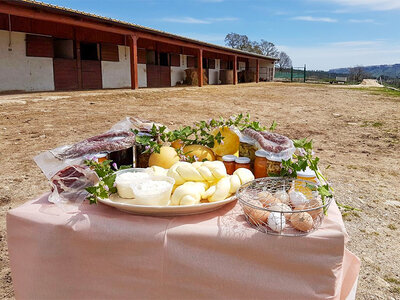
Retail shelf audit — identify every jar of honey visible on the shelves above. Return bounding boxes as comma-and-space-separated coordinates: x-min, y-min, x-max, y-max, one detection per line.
297, 167, 317, 183
254, 150, 268, 178
222, 155, 236, 175
296, 167, 317, 197
235, 157, 251, 171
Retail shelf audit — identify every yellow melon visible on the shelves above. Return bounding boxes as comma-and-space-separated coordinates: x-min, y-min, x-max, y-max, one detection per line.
183, 145, 215, 161
148, 146, 180, 169
212, 127, 240, 156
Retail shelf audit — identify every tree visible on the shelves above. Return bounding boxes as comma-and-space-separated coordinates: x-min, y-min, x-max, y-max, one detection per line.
349, 66, 370, 82
224, 33, 280, 57
224, 33, 252, 52
276, 52, 292, 70
258, 40, 279, 57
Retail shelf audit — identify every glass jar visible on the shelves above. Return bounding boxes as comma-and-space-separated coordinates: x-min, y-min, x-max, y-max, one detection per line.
222, 155, 236, 175
235, 157, 251, 171
135, 132, 153, 168
239, 136, 257, 166
94, 153, 108, 163
254, 150, 268, 178
296, 167, 318, 197
265, 155, 282, 177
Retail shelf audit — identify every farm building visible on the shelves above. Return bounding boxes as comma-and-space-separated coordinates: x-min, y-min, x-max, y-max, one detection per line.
0, 0, 278, 92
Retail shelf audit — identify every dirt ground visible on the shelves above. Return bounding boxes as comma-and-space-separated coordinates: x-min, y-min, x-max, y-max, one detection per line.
0, 82, 399, 299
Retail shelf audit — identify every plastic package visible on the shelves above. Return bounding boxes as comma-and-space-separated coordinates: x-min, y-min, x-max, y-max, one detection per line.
34, 117, 162, 207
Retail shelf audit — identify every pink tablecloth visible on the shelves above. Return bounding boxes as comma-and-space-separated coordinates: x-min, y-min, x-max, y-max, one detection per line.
7, 194, 360, 300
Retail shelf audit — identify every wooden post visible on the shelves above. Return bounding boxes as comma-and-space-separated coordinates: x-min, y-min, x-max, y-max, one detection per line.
233, 55, 237, 85
256, 59, 259, 83
197, 48, 203, 87
129, 34, 138, 89
74, 29, 82, 89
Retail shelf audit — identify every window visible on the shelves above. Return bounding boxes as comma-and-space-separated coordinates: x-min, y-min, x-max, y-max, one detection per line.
146, 50, 156, 65
80, 42, 99, 60
159, 52, 169, 66
54, 39, 74, 59
202, 57, 208, 69
26, 34, 53, 57
101, 44, 119, 62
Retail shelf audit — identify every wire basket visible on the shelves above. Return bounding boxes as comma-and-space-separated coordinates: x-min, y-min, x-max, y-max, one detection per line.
236, 177, 333, 236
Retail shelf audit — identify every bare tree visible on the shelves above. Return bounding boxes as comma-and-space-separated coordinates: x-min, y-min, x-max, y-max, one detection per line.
258, 40, 279, 57
276, 52, 292, 70
349, 66, 370, 82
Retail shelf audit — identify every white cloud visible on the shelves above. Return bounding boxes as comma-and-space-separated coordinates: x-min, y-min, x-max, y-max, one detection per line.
348, 19, 375, 23
161, 16, 238, 24
277, 40, 400, 70
321, 0, 400, 11
291, 16, 337, 22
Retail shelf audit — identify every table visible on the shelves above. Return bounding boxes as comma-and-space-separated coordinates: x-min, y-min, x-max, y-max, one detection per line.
7, 193, 360, 300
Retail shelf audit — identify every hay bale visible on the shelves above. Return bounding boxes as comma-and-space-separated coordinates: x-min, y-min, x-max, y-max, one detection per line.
184, 69, 208, 86
220, 70, 233, 84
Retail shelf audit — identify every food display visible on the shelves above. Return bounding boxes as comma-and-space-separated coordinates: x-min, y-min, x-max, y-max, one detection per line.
34, 114, 334, 231
237, 177, 333, 236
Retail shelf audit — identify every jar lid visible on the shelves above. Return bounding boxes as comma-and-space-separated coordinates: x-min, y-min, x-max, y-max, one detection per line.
265, 154, 283, 162
235, 157, 251, 164
255, 150, 267, 157
93, 152, 108, 158
222, 155, 236, 162
297, 167, 316, 178
239, 135, 256, 145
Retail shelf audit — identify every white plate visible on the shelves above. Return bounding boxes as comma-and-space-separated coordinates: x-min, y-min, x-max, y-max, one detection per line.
98, 194, 237, 217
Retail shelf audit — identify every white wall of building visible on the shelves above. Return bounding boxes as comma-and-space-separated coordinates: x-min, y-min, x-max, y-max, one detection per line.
260, 59, 275, 81
101, 45, 131, 89
208, 58, 220, 85
0, 30, 54, 92
138, 64, 147, 88
171, 54, 187, 86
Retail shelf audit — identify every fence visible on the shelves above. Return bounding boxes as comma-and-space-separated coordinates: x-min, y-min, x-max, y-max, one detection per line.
275, 65, 306, 82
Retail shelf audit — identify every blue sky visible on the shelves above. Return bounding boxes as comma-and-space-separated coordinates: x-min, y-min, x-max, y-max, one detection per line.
45, 0, 400, 70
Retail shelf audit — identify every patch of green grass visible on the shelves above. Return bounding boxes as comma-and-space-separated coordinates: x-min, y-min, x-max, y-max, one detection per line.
348, 87, 400, 97
372, 122, 383, 127
385, 276, 400, 285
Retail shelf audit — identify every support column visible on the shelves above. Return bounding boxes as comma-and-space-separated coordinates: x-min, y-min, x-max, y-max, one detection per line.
197, 48, 203, 87
129, 34, 138, 90
256, 59, 259, 83
74, 28, 82, 89
233, 55, 237, 85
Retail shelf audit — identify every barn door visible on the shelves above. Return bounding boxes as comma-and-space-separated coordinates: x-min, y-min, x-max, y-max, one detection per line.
53, 59, 79, 90
80, 42, 102, 89
146, 64, 160, 88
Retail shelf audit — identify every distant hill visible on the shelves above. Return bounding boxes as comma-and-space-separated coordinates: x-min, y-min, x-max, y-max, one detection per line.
329, 64, 400, 78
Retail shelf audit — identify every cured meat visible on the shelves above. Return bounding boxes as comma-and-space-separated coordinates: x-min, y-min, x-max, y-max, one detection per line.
243, 128, 292, 153
51, 165, 99, 194
259, 131, 292, 149
54, 130, 135, 160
